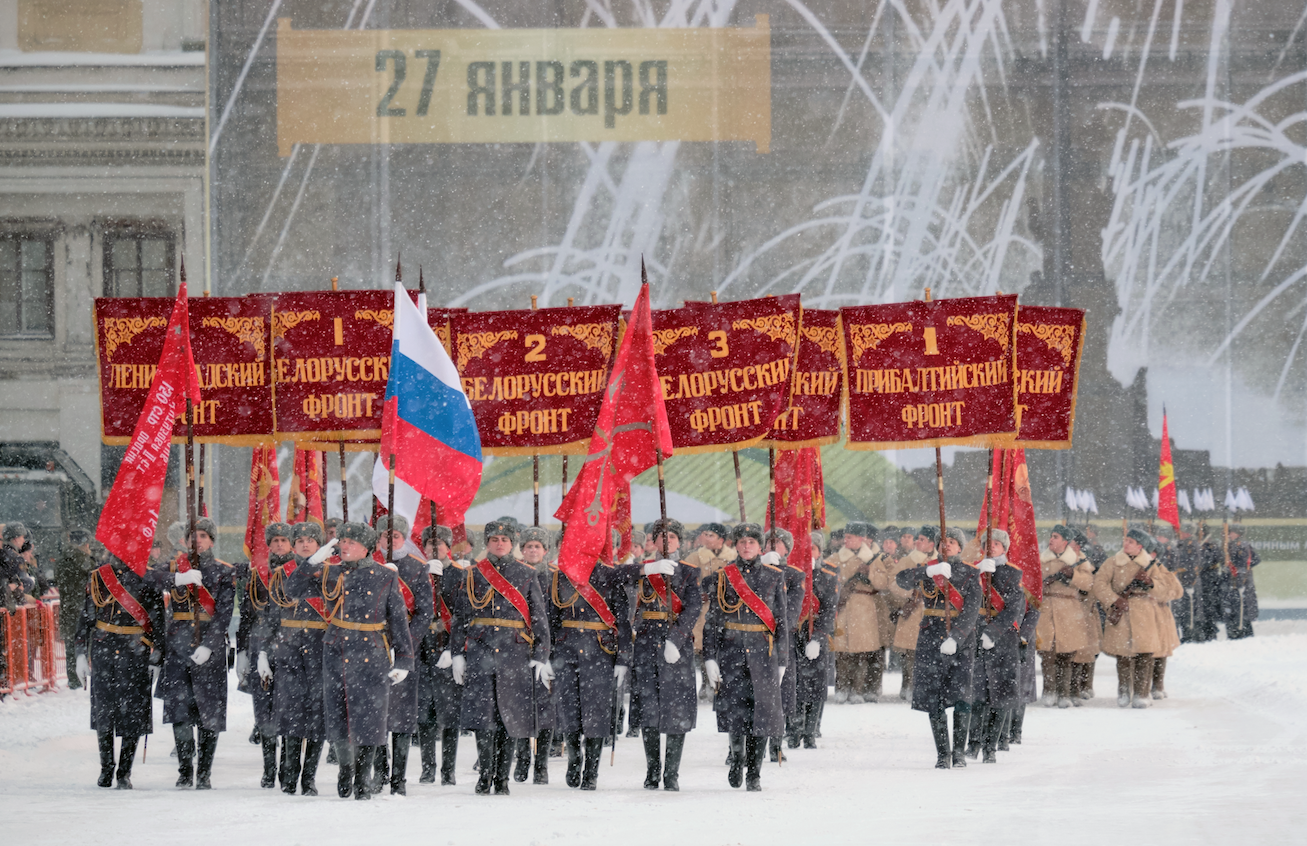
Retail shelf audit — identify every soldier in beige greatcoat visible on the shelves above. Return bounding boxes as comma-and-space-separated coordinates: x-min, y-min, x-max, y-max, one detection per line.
1068, 527, 1102, 700
885, 526, 937, 701
1035, 525, 1095, 708
828, 522, 889, 703
1146, 538, 1183, 700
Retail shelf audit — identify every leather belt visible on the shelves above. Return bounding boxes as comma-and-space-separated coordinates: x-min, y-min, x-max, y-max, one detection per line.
282, 619, 328, 630
923, 609, 959, 618
562, 620, 610, 631
641, 611, 669, 621
472, 617, 524, 628
329, 619, 385, 631
725, 622, 770, 632
172, 612, 212, 622
96, 621, 144, 635
980, 608, 1000, 617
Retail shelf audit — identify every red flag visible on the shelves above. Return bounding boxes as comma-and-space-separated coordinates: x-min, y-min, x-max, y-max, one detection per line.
768, 447, 820, 618
1157, 412, 1180, 532
976, 448, 1043, 601
96, 279, 201, 575
244, 445, 283, 585
555, 278, 672, 588
289, 447, 323, 527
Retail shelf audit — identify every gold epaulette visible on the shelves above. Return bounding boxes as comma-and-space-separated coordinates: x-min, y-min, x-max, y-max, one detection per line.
762, 563, 781, 572
678, 559, 699, 569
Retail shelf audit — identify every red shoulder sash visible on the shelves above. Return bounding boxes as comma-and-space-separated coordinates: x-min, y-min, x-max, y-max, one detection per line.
982, 573, 1005, 613
565, 570, 616, 629
931, 572, 965, 611
397, 576, 417, 616
281, 560, 328, 619
175, 554, 217, 616
723, 564, 776, 633
646, 573, 683, 615
98, 565, 151, 634
477, 559, 531, 629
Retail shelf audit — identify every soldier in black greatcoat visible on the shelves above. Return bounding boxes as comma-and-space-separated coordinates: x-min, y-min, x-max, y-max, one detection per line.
765, 528, 805, 763
512, 526, 558, 785
73, 555, 166, 789
965, 529, 1025, 763
143, 517, 236, 789
447, 519, 552, 795
239, 521, 293, 789
1171, 523, 1205, 643
417, 524, 463, 785
788, 531, 839, 749
895, 525, 982, 769
703, 523, 790, 792
1222, 523, 1260, 639
283, 521, 415, 800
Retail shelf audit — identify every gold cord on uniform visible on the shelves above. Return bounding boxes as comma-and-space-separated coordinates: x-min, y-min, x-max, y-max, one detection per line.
466, 568, 494, 611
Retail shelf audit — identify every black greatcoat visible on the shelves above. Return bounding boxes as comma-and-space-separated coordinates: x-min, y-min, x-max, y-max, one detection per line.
896, 557, 982, 714
383, 553, 435, 734
972, 559, 1026, 709
779, 563, 806, 716
74, 563, 166, 737
548, 562, 632, 738
284, 558, 415, 746
418, 565, 465, 730
1168, 538, 1204, 640
703, 557, 790, 737
267, 555, 328, 740
146, 551, 236, 732
794, 561, 839, 705
615, 558, 702, 734
448, 554, 551, 739
238, 556, 285, 735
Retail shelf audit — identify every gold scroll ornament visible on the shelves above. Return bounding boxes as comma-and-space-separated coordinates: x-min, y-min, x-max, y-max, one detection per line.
731, 312, 796, 347
457, 330, 519, 369
272, 310, 320, 344
652, 326, 698, 356
355, 309, 394, 331
551, 322, 615, 359
102, 316, 166, 361
1017, 322, 1075, 366
847, 322, 912, 365
946, 312, 1011, 352
801, 325, 840, 357
201, 316, 267, 361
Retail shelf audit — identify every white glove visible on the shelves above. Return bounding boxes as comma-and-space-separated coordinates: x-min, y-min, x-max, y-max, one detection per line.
663, 640, 681, 664
760, 551, 781, 566
235, 650, 249, 678
530, 659, 555, 691
427, 559, 444, 576
804, 640, 821, 660
451, 654, 466, 685
643, 559, 676, 576
436, 649, 453, 669
981, 633, 995, 650
925, 562, 952, 579
190, 645, 212, 666
1186, 587, 1194, 596
939, 637, 957, 656
704, 658, 722, 686
257, 651, 272, 681
388, 668, 409, 685
978, 558, 997, 573
149, 664, 160, 687
308, 538, 337, 565
613, 665, 628, 684
75, 653, 90, 685
174, 569, 203, 587
455, 559, 473, 569
778, 666, 786, 682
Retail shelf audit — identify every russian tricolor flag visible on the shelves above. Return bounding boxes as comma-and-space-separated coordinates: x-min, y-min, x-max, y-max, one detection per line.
372, 282, 482, 530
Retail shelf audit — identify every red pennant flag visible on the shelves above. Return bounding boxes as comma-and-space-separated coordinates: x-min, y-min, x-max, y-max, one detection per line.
976, 448, 1043, 602
289, 447, 323, 527
96, 278, 202, 576
768, 446, 820, 619
555, 278, 672, 589
244, 445, 283, 585
1157, 412, 1180, 532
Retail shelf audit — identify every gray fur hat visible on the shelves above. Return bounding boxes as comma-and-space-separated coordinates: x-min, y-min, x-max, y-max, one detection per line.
943, 526, 967, 548
337, 521, 377, 552
264, 522, 293, 543
422, 524, 454, 548
519, 526, 552, 551
484, 518, 519, 543
292, 522, 324, 544
193, 517, 218, 541
3, 522, 28, 542
986, 528, 1010, 550
766, 527, 794, 551
731, 523, 765, 545
375, 514, 410, 539
648, 518, 685, 543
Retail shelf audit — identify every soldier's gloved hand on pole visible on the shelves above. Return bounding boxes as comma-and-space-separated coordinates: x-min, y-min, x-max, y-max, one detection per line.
613, 664, 627, 684
760, 551, 781, 566
804, 639, 821, 660
388, 667, 409, 685
704, 659, 722, 687
436, 649, 453, 669
663, 640, 681, 664
174, 569, 203, 587
257, 651, 272, 681
235, 650, 249, 678
981, 633, 995, 650
978, 558, 997, 573
778, 666, 786, 682
925, 561, 952, 579
307, 538, 337, 565
427, 559, 443, 576
940, 637, 958, 656
451, 654, 466, 685
75, 652, 89, 685
190, 645, 212, 666
643, 559, 676, 576
530, 660, 554, 691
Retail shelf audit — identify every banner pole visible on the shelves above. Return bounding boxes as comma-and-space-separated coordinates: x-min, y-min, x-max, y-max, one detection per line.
533, 455, 540, 527
197, 443, 206, 516
387, 454, 396, 564
924, 287, 950, 635
656, 446, 676, 624
339, 438, 349, 522
562, 297, 573, 500
985, 449, 995, 556
733, 450, 747, 522
768, 448, 777, 531
186, 397, 200, 648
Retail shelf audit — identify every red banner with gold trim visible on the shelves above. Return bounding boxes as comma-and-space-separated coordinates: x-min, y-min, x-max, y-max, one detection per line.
653, 295, 800, 453
763, 308, 842, 448
840, 295, 1017, 449
451, 305, 620, 455
1013, 305, 1085, 449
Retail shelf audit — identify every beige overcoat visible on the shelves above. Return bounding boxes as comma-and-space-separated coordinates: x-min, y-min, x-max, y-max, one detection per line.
1035, 547, 1096, 654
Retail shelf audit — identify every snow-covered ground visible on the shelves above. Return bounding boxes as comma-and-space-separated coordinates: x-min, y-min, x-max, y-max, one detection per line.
3, 624, 1305, 845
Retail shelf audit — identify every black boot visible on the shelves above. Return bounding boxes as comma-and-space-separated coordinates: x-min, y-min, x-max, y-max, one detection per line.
116, 736, 138, 789
513, 737, 531, 783
301, 740, 323, 796
1009, 704, 1025, 745
354, 745, 374, 800
929, 711, 950, 769
261, 735, 278, 788
550, 734, 564, 757
97, 730, 115, 788
533, 730, 551, 784
785, 712, 802, 749
663, 734, 684, 792
745, 736, 764, 791
581, 736, 604, 791
997, 709, 1013, 751
769, 736, 784, 763
492, 726, 512, 795
336, 743, 355, 799
642, 728, 662, 790
474, 732, 495, 795
565, 731, 583, 788
173, 724, 195, 788
440, 727, 458, 786
281, 737, 302, 795
371, 744, 389, 793
727, 733, 745, 788
983, 708, 1005, 764
813, 700, 826, 739
195, 727, 218, 789
391, 733, 411, 795
950, 710, 968, 768
965, 708, 982, 759
418, 721, 437, 783
249, 726, 261, 745
803, 702, 820, 749
326, 742, 338, 765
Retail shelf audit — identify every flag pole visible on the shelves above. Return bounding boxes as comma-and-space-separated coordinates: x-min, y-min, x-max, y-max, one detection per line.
387, 454, 396, 564
197, 443, 206, 516
768, 448, 777, 531
733, 451, 747, 522
563, 297, 573, 501
925, 287, 949, 636
985, 449, 995, 556
530, 295, 540, 526
181, 258, 201, 648
339, 439, 349, 521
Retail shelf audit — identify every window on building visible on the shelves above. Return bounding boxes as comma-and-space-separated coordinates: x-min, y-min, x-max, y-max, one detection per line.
104, 229, 175, 298
0, 234, 54, 337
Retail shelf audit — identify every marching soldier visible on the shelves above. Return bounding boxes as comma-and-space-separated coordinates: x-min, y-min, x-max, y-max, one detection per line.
688, 521, 735, 703
1223, 523, 1259, 639
447, 519, 552, 796
1172, 522, 1206, 643
144, 517, 235, 789
263, 521, 330, 795
895, 526, 981, 769
967, 530, 1025, 763
1036, 525, 1095, 707
617, 518, 700, 791
547, 528, 633, 790
766, 528, 805, 762
1007, 593, 1040, 746
1198, 525, 1226, 642
372, 515, 435, 795
239, 521, 293, 789
787, 531, 838, 749
283, 522, 415, 799
1148, 534, 1182, 700
56, 528, 96, 689
1068, 527, 1102, 700
509, 526, 556, 785
828, 522, 887, 704
886, 527, 936, 701
702, 524, 790, 791
418, 525, 464, 785
73, 553, 166, 788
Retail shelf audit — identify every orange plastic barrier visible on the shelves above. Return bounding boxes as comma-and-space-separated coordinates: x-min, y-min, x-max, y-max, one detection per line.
1, 595, 64, 696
